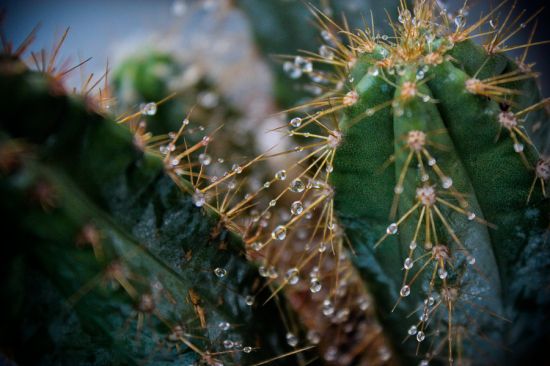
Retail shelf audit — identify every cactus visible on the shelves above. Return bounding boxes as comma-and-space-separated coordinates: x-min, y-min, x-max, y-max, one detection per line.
2, 1, 550, 365
0, 55, 313, 365
255, 1, 549, 364
224, 1, 550, 365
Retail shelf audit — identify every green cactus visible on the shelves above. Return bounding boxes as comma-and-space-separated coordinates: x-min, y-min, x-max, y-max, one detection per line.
0, 56, 312, 365
321, 3, 550, 365
226, 1, 550, 365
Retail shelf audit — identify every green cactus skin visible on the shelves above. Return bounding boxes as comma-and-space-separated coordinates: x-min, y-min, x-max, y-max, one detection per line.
0, 57, 310, 365
329, 12, 550, 366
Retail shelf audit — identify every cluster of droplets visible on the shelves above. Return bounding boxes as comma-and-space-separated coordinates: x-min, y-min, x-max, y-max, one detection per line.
283, 56, 313, 79
217, 321, 253, 355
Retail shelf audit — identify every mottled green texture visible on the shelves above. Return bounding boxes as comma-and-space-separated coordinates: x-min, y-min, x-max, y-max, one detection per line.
332, 40, 550, 365
0, 60, 304, 365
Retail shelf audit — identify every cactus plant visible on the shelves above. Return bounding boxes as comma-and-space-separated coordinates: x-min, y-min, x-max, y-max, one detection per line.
2, 1, 550, 365
226, 1, 550, 365
0, 55, 315, 365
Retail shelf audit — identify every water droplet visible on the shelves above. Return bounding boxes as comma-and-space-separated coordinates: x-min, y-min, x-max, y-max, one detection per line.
290, 178, 305, 193
319, 45, 334, 59
269, 200, 276, 207
232, 164, 243, 174
467, 256, 476, 265
408, 325, 418, 335
318, 242, 327, 253
325, 346, 338, 361
416, 331, 425, 342
442, 176, 453, 189
422, 95, 431, 102
398, 9, 411, 24
243, 346, 252, 353
404, 257, 414, 270
259, 266, 268, 277
358, 296, 370, 310
514, 143, 524, 153
427, 296, 435, 306
141, 102, 157, 116
421, 174, 430, 182
286, 332, 298, 347
307, 330, 321, 344
420, 360, 429, 366
387, 223, 398, 235
321, 30, 331, 42
467, 212, 476, 221
394, 185, 404, 194
275, 170, 287, 181
438, 268, 448, 279
263, 181, 271, 189
283, 61, 302, 79
428, 158, 436, 166
285, 268, 300, 285
409, 241, 417, 250
454, 14, 465, 28
366, 108, 375, 116
192, 190, 206, 207
290, 201, 304, 215
400, 285, 411, 297
219, 321, 230, 331
268, 266, 278, 279
295, 56, 312, 73
322, 299, 335, 316
201, 136, 210, 146
325, 164, 333, 173
214, 267, 227, 278
223, 339, 234, 349
199, 153, 212, 166
271, 225, 287, 241
310, 278, 322, 293
289, 117, 302, 128
245, 295, 255, 306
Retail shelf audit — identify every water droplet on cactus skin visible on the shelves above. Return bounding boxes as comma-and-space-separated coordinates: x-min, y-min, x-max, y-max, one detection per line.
286, 332, 298, 347
214, 267, 227, 278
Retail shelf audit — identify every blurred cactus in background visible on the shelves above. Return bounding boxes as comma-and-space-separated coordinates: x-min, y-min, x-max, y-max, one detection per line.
1, 1, 549, 365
